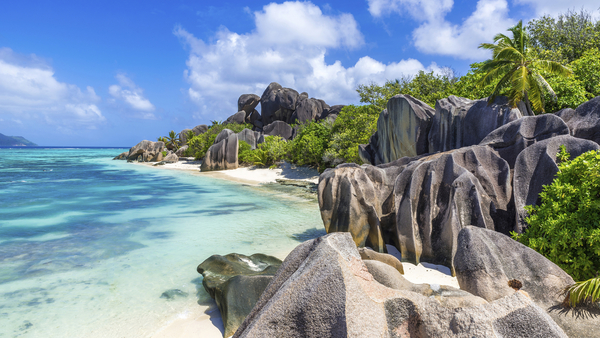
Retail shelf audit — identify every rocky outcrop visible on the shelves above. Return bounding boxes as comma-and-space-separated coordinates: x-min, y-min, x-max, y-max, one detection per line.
113, 151, 128, 160
237, 128, 261, 150
214, 129, 234, 145
226, 111, 247, 124
359, 95, 435, 165
192, 124, 209, 135
262, 121, 293, 140
179, 128, 193, 145
233, 233, 567, 338
260, 82, 300, 125
198, 253, 282, 338
238, 94, 260, 114
428, 96, 524, 153
291, 97, 329, 124
200, 132, 239, 171
556, 96, 600, 144
454, 226, 599, 338
479, 114, 570, 168
513, 135, 600, 231
163, 152, 178, 163
175, 145, 188, 157
358, 247, 404, 274
318, 105, 345, 122
126, 140, 165, 162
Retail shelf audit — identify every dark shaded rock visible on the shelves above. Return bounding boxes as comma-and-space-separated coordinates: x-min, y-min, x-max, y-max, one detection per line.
299, 92, 309, 100
233, 233, 566, 338
113, 151, 128, 160
454, 226, 596, 338
237, 128, 261, 150
358, 247, 404, 274
393, 146, 513, 273
263, 120, 293, 140
238, 94, 260, 114
192, 124, 209, 135
513, 135, 600, 232
246, 109, 261, 125
428, 96, 524, 153
556, 96, 600, 144
260, 82, 300, 125
318, 105, 344, 121
291, 97, 329, 124
360, 95, 435, 165
127, 140, 165, 162
479, 114, 570, 168
200, 133, 238, 171
226, 111, 247, 124
160, 289, 189, 300
179, 128, 193, 145
198, 253, 282, 337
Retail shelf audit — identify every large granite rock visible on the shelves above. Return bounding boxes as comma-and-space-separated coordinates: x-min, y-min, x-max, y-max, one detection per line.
175, 144, 188, 157
556, 96, 600, 144
262, 120, 293, 140
179, 128, 193, 145
198, 253, 282, 338
238, 94, 260, 114
428, 96, 524, 153
215, 129, 234, 145
358, 247, 403, 275
260, 82, 300, 125
192, 124, 209, 135
479, 114, 570, 168
113, 151, 128, 160
318, 105, 345, 122
226, 111, 247, 124
237, 128, 261, 150
359, 95, 435, 165
201, 133, 239, 171
291, 97, 329, 124
163, 152, 178, 163
233, 233, 567, 338
127, 140, 165, 162
393, 146, 512, 273
454, 226, 598, 338
513, 135, 600, 231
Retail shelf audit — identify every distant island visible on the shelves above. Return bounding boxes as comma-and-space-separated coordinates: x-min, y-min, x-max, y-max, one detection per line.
0, 133, 37, 146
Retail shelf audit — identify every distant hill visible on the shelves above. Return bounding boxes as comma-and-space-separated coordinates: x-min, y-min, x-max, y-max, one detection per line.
0, 133, 37, 146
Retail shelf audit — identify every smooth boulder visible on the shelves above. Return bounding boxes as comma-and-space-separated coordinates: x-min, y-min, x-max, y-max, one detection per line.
226, 111, 247, 124
238, 94, 260, 114
260, 82, 299, 125
358, 247, 404, 274
262, 121, 293, 140
179, 128, 193, 145
291, 97, 329, 124
201, 133, 239, 171
127, 140, 165, 162
237, 128, 261, 150
556, 96, 600, 144
192, 124, 209, 135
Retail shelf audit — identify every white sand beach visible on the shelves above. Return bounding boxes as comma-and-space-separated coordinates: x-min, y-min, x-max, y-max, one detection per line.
143, 158, 459, 338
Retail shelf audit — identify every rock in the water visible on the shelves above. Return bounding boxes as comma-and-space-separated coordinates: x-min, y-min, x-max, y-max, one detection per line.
556, 96, 600, 144
358, 247, 404, 274
226, 111, 247, 124
127, 140, 165, 162
179, 128, 193, 145
198, 253, 282, 338
262, 121, 293, 140
360, 95, 435, 165
200, 133, 239, 171
291, 97, 329, 124
113, 151, 128, 160
175, 144, 188, 156
233, 233, 566, 338
513, 135, 600, 232
454, 226, 597, 338
192, 124, 209, 135
163, 152, 178, 163
238, 94, 261, 114
237, 128, 261, 150
428, 96, 524, 153
260, 82, 300, 125
393, 146, 513, 273
160, 289, 189, 300
479, 114, 570, 168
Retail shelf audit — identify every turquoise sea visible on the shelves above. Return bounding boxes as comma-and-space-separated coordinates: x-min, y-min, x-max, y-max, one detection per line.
0, 148, 325, 337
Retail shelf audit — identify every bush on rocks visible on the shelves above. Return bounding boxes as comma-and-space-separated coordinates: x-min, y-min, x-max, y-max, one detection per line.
288, 120, 332, 170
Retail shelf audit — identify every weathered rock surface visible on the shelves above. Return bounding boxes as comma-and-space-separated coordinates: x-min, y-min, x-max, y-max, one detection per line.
237, 128, 261, 150
226, 111, 247, 124
163, 152, 178, 163
292, 97, 329, 124
454, 226, 598, 338
318, 105, 345, 122
359, 95, 435, 165
358, 247, 404, 274
513, 135, 600, 231
127, 140, 165, 162
260, 82, 299, 125
192, 124, 209, 135
179, 128, 193, 145
233, 233, 567, 338
198, 253, 282, 338
238, 94, 261, 114
175, 144, 188, 157
556, 96, 600, 144
113, 151, 128, 160
215, 129, 234, 145
262, 120, 293, 140
428, 96, 524, 153
479, 114, 570, 168
200, 133, 239, 171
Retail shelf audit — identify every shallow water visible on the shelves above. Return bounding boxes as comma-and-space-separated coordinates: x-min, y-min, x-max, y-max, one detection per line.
0, 148, 326, 337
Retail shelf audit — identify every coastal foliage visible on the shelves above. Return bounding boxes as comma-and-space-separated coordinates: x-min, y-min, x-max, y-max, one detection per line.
164, 130, 181, 150
251, 136, 289, 168
186, 122, 252, 159
512, 146, 600, 281
288, 120, 332, 170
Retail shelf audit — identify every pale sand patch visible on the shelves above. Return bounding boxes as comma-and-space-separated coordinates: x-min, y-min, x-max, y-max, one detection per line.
151, 302, 225, 338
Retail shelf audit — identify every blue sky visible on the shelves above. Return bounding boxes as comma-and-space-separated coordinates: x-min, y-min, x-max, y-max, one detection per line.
0, 0, 598, 146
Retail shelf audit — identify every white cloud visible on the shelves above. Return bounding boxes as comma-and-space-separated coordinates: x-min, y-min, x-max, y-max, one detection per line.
368, 0, 453, 21
175, 1, 437, 120
0, 47, 104, 129
514, 0, 600, 19
108, 74, 155, 117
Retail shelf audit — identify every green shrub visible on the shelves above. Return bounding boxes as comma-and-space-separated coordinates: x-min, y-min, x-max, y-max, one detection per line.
161, 151, 167, 157
246, 136, 289, 168
238, 140, 253, 165
288, 121, 332, 170
512, 146, 600, 281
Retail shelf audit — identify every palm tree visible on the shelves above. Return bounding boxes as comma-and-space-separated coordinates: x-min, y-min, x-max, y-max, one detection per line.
478, 20, 573, 114
164, 130, 180, 150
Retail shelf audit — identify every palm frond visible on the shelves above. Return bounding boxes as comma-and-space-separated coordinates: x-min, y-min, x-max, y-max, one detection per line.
527, 77, 545, 113
495, 47, 524, 62
487, 68, 517, 104
531, 60, 573, 77
534, 72, 557, 99
508, 66, 529, 106
563, 277, 600, 308
479, 62, 513, 86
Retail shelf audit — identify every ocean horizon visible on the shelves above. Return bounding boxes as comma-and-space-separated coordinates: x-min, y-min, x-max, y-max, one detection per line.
0, 147, 325, 337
